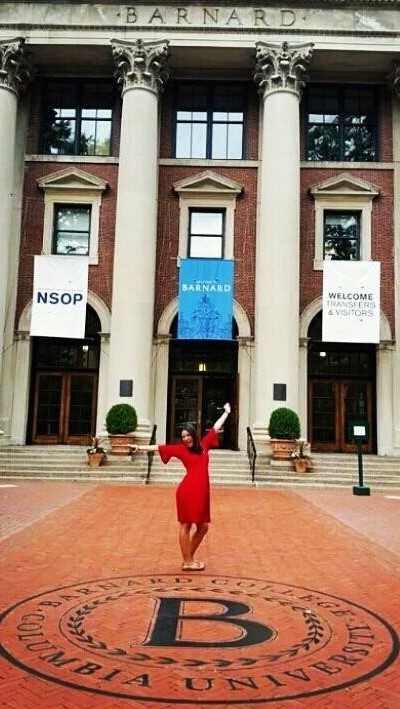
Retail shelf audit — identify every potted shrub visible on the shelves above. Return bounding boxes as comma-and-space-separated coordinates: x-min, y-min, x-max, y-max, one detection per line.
106, 403, 138, 455
268, 407, 301, 460
86, 437, 107, 467
291, 438, 312, 473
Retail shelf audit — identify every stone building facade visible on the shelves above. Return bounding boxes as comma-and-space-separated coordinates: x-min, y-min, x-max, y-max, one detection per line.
0, 0, 399, 454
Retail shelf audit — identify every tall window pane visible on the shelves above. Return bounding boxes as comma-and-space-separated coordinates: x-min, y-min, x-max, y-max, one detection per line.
174, 83, 245, 159
53, 205, 91, 255
306, 85, 377, 162
42, 80, 113, 156
324, 212, 360, 261
189, 210, 224, 258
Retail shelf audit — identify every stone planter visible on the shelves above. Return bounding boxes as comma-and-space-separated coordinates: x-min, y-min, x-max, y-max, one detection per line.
108, 433, 136, 455
269, 438, 294, 460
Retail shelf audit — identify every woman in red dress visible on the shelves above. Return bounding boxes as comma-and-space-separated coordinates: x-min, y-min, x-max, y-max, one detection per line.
131, 402, 231, 571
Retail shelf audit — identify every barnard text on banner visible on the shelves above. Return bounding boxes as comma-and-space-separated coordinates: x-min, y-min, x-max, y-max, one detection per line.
178, 259, 234, 340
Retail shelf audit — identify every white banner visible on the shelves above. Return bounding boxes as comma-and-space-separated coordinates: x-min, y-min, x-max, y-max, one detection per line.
30, 256, 89, 338
322, 261, 380, 343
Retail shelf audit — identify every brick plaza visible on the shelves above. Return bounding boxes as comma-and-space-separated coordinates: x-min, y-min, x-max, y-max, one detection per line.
0, 480, 399, 708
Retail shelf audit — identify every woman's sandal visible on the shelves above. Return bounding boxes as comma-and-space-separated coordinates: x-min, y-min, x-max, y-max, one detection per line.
182, 560, 205, 571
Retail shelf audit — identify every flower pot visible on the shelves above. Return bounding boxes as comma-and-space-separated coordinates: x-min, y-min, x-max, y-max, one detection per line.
87, 452, 105, 467
108, 434, 136, 455
293, 458, 308, 474
269, 438, 294, 460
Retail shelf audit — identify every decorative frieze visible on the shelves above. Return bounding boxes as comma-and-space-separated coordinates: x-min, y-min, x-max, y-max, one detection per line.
0, 37, 31, 95
254, 41, 314, 99
111, 38, 169, 96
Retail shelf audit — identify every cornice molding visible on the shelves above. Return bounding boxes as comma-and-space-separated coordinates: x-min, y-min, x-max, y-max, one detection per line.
173, 170, 243, 195
11, 1, 400, 6
37, 166, 108, 192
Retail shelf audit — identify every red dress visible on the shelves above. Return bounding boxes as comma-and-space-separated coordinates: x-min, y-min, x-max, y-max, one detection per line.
158, 428, 219, 524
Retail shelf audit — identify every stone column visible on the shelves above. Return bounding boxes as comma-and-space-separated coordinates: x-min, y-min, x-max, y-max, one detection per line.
10, 331, 31, 444
109, 39, 169, 436
0, 38, 30, 405
391, 61, 400, 454
252, 41, 313, 443
153, 334, 171, 443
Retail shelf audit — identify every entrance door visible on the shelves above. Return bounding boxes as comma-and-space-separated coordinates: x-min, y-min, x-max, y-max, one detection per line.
309, 380, 373, 453
32, 372, 97, 444
170, 375, 235, 448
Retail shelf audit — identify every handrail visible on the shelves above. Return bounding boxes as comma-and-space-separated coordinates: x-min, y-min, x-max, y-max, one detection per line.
145, 424, 157, 485
246, 426, 257, 483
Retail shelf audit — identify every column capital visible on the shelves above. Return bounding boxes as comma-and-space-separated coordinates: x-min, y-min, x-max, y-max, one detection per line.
254, 41, 314, 100
111, 38, 170, 97
0, 37, 31, 96
390, 60, 400, 100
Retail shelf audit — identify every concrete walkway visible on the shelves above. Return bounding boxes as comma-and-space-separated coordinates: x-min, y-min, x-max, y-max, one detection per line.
0, 480, 399, 708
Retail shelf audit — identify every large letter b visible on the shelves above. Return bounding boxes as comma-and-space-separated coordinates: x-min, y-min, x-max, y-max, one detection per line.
144, 597, 273, 648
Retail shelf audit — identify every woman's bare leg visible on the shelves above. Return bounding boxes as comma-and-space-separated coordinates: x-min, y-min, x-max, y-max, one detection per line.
179, 523, 193, 563
190, 523, 209, 558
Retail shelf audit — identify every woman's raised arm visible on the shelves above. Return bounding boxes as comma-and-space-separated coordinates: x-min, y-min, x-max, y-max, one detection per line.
213, 403, 231, 432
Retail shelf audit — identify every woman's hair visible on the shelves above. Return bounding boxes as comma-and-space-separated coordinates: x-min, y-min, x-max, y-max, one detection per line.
181, 423, 202, 454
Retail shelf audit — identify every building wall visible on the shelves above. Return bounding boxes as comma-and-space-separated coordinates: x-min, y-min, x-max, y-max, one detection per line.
155, 165, 257, 332
16, 161, 118, 324
300, 168, 395, 332
0, 0, 399, 454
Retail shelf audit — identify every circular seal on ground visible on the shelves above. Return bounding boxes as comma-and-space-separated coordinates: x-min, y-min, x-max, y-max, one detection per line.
0, 575, 398, 704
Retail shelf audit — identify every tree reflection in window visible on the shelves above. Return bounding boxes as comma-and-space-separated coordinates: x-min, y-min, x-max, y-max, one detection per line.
42, 80, 113, 156
53, 205, 91, 255
324, 211, 360, 261
306, 85, 377, 162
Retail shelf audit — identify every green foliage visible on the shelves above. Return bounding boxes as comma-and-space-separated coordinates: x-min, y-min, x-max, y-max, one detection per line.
106, 404, 137, 435
268, 407, 301, 440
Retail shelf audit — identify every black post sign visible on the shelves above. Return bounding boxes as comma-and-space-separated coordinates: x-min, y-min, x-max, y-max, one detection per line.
349, 420, 370, 496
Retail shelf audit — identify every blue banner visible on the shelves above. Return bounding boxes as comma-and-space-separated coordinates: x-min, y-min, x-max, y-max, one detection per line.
178, 259, 234, 340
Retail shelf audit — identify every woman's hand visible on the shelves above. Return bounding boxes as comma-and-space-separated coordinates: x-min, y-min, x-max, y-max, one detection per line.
223, 402, 231, 415
129, 444, 140, 454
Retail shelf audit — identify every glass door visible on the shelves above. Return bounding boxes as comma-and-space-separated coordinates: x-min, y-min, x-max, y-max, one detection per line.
32, 372, 97, 444
32, 373, 64, 443
66, 373, 98, 444
170, 376, 202, 442
202, 377, 235, 448
170, 375, 236, 448
309, 380, 373, 452
342, 381, 373, 453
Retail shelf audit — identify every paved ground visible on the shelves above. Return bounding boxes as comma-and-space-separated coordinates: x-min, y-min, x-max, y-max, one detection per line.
0, 479, 399, 708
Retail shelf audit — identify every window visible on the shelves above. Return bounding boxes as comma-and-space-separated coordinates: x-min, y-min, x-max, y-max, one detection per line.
188, 209, 224, 258
53, 204, 91, 256
306, 85, 378, 162
38, 166, 107, 264
324, 211, 360, 261
174, 170, 242, 261
42, 80, 114, 156
174, 83, 245, 159
309, 173, 379, 270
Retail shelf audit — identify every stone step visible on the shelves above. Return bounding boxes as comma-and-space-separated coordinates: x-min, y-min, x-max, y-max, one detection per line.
1, 445, 399, 489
